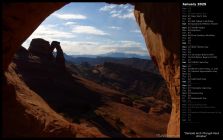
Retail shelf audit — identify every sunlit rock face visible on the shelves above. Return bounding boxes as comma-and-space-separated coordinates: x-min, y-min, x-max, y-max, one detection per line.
134, 3, 180, 137
2, 3, 180, 137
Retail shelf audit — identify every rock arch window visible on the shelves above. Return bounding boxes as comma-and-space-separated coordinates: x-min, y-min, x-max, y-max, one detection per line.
3, 2, 179, 138
19, 3, 172, 137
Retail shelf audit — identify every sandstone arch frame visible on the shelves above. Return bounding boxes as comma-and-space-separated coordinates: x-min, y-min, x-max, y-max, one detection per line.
3, 2, 180, 137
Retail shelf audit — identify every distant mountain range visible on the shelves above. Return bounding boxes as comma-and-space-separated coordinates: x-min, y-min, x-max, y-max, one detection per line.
63, 56, 159, 75
67, 52, 150, 60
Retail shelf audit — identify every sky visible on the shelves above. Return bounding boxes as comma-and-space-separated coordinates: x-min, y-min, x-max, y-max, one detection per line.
22, 2, 149, 57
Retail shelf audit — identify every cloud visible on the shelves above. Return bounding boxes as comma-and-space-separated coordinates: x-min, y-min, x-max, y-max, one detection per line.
64, 22, 78, 25
108, 26, 121, 30
131, 30, 141, 33
110, 10, 118, 14
99, 4, 117, 12
61, 41, 106, 55
100, 41, 148, 55
99, 4, 135, 20
111, 12, 134, 19
120, 40, 141, 45
47, 24, 59, 28
32, 25, 74, 39
22, 24, 148, 56
118, 4, 129, 9
22, 24, 75, 48
22, 24, 109, 50
71, 25, 109, 36
53, 13, 87, 20
60, 40, 148, 56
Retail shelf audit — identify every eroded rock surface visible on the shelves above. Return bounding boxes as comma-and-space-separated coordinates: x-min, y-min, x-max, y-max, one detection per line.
3, 63, 106, 138
134, 3, 180, 137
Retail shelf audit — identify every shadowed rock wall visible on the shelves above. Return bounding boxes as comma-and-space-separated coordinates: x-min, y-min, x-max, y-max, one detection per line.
134, 3, 180, 137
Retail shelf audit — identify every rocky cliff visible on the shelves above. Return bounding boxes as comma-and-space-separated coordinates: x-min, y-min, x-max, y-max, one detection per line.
2, 3, 180, 137
134, 3, 180, 137
3, 62, 106, 137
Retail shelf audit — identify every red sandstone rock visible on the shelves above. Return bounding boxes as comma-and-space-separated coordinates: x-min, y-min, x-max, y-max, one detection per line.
121, 97, 133, 106
134, 3, 180, 137
132, 100, 151, 112
3, 63, 106, 138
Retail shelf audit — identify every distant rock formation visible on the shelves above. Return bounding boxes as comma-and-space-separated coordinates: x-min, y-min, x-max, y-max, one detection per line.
28, 38, 65, 67
28, 38, 51, 57
51, 41, 65, 67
